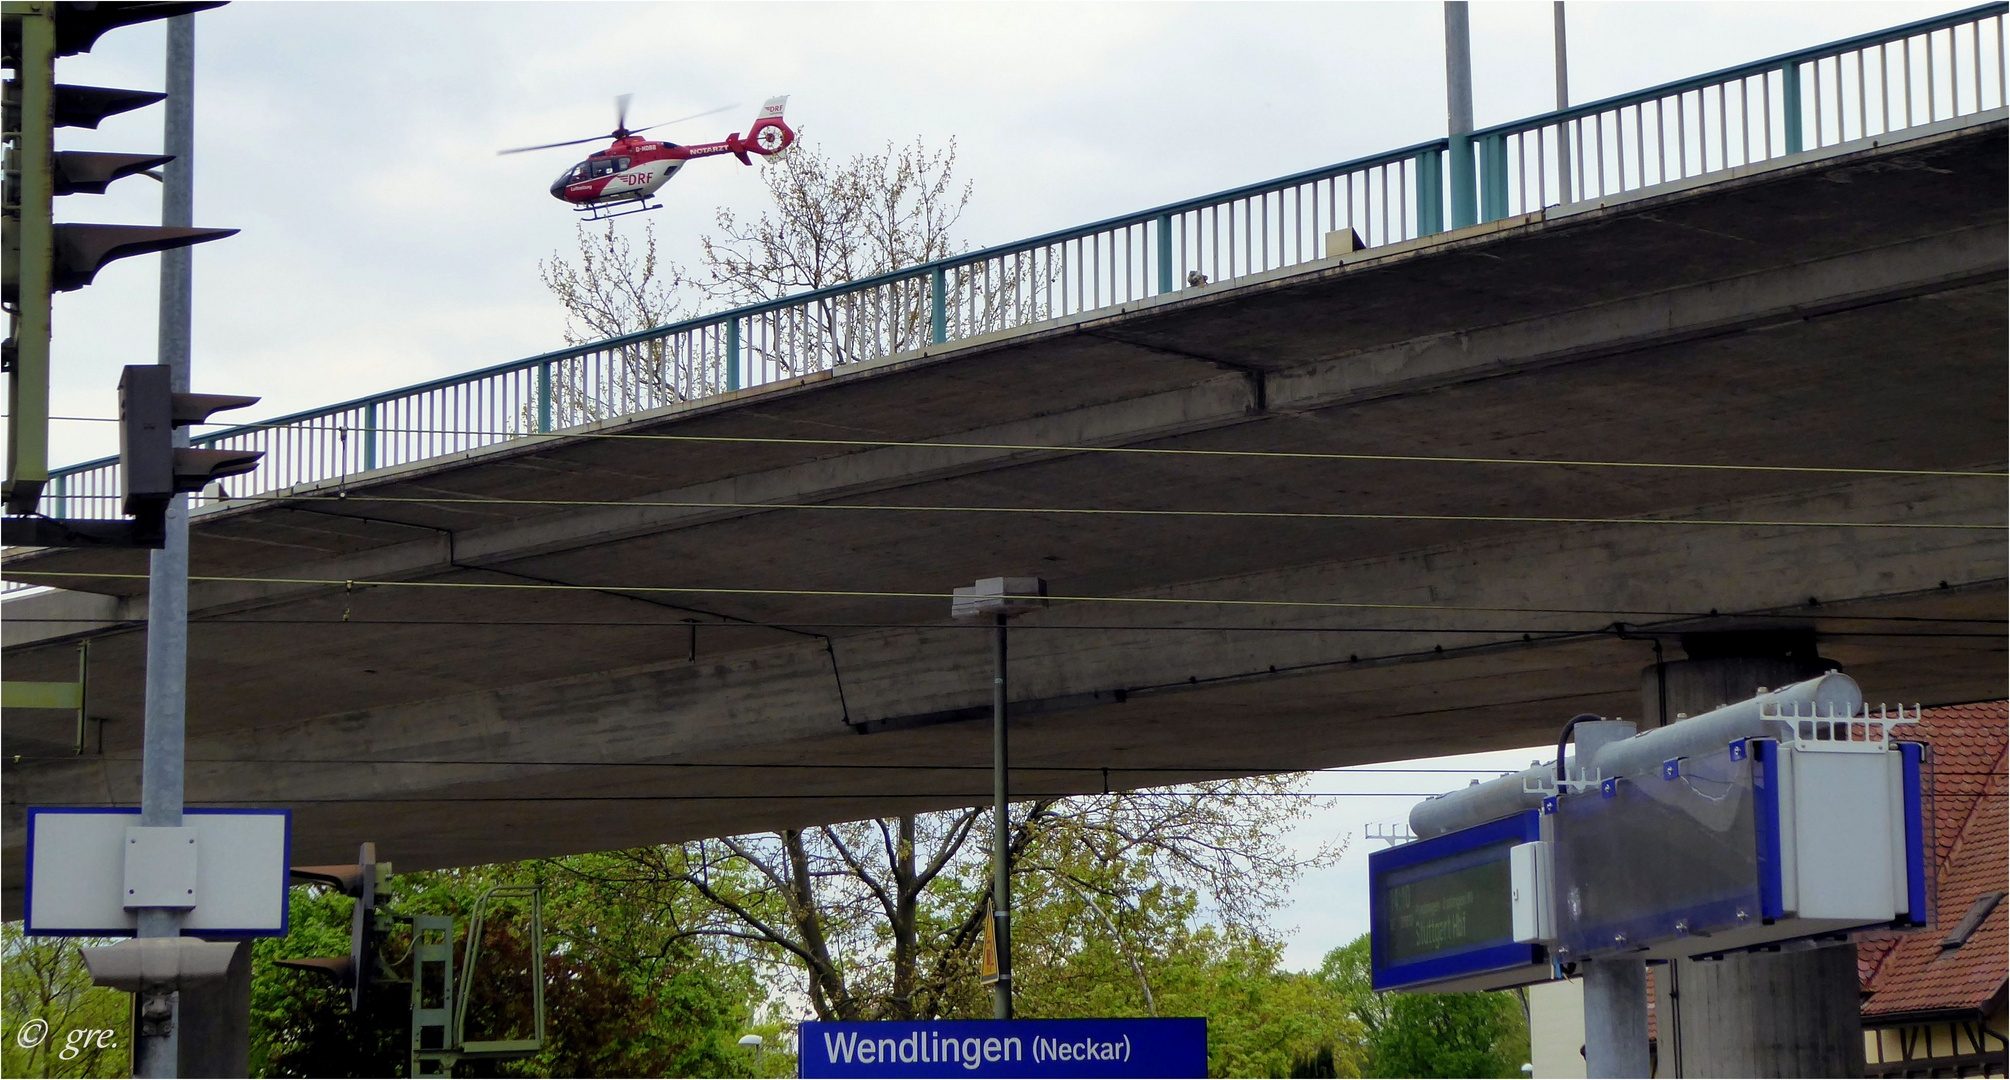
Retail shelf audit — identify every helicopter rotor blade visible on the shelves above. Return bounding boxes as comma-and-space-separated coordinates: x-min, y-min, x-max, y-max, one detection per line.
496, 133, 613, 156
615, 93, 632, 134
626, 103, 739, 137
495, 101, 740, 156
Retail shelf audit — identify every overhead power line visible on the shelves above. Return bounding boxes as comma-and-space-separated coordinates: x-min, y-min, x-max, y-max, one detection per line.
23, 790, 2002, 805
245, 492, 2002, 531
20, 415, 2005, 479
7, 570, 2003, 623
3, 616, 1998, 634
17, 754, 1997, 776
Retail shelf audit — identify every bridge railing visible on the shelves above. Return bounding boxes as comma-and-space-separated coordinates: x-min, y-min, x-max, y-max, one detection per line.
36, 136, 1449, 524
1469, 2, 2005, 220
25, 3, 2007, 533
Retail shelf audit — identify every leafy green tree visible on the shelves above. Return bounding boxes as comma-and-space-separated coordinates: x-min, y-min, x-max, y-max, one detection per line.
1368, 992, 1524, 1079
554, 776, 1339, 1027
249, 861, 761, 1078
1316, 934, 1528, 1079
1, 923, 130, 1078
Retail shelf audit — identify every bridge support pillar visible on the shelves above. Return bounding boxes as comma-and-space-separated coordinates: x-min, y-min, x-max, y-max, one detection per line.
177, 940, 251, 1077
1640, 630, 1866, 1078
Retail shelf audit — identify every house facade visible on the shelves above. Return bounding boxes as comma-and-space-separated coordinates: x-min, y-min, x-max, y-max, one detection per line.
1858, 702, 2008, 1078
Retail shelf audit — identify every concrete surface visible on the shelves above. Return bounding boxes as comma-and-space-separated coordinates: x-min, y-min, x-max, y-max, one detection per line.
3, 122, 2002, 912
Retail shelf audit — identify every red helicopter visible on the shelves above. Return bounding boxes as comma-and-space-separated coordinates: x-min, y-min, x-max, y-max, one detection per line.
499, 95, 795, 220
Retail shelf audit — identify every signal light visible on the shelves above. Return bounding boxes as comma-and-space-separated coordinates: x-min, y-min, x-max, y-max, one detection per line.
9, 2, 227, 60
279, 843, 390, 1011
3, 0, 237, 520
51, 223, 236, 292
119, 365, 261, 542
47, 84, 166, 128
51, 151, 174, 196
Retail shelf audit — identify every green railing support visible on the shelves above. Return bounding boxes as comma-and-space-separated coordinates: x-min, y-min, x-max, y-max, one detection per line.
410, 915, 455, 1078
725, 319, 740, 392
1781, 62, 1805, 153
930, 266, 948, 344
1479, 133, 1510, 222
535, 362, 552, 433
1448, 133, 1478, 228
362, 402, 378, 471
1415, 148, 1445, 235
1156, 214, 1173, 294
48, 473, 63, 519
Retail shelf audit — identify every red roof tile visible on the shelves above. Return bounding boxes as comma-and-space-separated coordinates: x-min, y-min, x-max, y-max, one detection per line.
1859, 701, 2008, 1020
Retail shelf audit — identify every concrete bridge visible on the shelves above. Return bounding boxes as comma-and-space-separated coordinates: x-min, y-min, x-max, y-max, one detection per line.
4, 26, 2005, 903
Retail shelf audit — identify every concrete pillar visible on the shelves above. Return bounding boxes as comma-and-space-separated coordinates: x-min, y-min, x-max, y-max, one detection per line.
1641, 631, 1864, 1077
177, 940, 251, 1077
1582, 959, 1651, 1078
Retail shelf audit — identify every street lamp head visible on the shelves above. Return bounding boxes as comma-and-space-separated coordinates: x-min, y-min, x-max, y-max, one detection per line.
952, 577, 1048, 620
739, 1034, 765, 1049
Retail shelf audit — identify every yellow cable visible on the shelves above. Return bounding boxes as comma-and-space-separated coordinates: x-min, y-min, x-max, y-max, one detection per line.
261, 493, 2001, 530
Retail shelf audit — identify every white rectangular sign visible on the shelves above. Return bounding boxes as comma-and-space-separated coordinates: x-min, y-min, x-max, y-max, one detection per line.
24, 808, 291, 936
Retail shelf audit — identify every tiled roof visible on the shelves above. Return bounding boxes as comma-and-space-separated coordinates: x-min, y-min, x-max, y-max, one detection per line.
1859, 700, 2008, 1020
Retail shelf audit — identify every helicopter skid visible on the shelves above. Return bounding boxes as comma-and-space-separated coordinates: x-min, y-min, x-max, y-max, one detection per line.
574, 194, 659, 221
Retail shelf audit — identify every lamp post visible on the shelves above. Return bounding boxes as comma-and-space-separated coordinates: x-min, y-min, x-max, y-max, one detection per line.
737, 1033, 764, 1071
951, 577, 1048, 1020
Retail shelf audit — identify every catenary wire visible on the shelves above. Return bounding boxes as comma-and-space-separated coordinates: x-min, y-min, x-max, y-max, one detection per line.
2, 616, 1998, 634
22, 791, 2002, 805
6, 570, 2003, 621
20, 414, 2004, 480
15, 756, 1996, 777
231, 492, 2002, 531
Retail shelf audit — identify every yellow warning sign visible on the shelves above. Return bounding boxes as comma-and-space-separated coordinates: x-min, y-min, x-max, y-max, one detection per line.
978, 899, 1001, 984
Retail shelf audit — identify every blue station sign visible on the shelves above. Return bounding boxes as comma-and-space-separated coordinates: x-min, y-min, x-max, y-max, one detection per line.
798, 1018, 1206, 1078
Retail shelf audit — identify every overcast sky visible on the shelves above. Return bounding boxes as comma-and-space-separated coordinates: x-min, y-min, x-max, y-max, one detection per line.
22, 0, 1975, 969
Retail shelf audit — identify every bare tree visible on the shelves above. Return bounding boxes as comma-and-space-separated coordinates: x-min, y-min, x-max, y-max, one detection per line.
548, 776, 1339, 1023
695, 136, 972, 373
540, 134, 1053, 418
536, 223, 725, 426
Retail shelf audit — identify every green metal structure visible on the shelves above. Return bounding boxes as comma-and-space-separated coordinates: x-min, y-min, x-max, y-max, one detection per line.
4, 1, 56, 515
410, 884, 547, 1078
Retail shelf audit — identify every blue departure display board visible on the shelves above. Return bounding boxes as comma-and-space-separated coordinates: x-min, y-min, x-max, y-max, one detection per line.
1370, 809, 1549, 993
798, 1018, 1206, 1078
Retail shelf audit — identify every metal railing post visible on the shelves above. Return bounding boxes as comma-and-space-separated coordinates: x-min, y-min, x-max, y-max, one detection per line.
1781, 61, 1805, 153
536, 362, 551, 433
1415, 148, 1446, 235
1449, 133, 1478, 227
725, 318, 741, 392
362, 401, 378, 471
1156, 214, 1173, 294
48, 472, 64, 519
930, 267, 948, 344
1479, 133, 1510, 221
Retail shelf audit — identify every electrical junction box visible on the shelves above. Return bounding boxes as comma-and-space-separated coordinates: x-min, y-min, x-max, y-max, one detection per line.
1369, 810, 1554, 993
1549, 715, 1927, 963
1510, 840, 1554, 944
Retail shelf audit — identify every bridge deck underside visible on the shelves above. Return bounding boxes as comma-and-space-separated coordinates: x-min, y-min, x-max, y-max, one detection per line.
3, 124, 2003, 902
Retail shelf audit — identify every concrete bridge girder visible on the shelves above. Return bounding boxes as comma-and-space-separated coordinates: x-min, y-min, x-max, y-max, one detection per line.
2, 122, 2003, 897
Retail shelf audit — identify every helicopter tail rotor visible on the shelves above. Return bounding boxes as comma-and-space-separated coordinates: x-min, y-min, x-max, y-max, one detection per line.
728, 96, 794, 164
